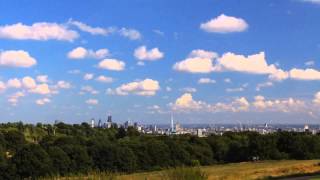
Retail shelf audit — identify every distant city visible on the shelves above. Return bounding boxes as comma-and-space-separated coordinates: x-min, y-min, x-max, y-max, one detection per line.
87, 114, 319, 137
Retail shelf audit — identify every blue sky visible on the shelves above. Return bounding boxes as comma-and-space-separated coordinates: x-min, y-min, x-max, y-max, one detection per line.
0, 0, 320, 124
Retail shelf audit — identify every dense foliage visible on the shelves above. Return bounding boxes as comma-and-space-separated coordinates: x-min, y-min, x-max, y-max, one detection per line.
0, 122, 320, 179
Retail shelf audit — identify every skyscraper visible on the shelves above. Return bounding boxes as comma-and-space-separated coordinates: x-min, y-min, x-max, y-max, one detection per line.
91, 118, 95, 128
171, 114, 175, 133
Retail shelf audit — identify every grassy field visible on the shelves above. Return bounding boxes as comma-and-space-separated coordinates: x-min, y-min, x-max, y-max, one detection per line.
44, 160, 320, 180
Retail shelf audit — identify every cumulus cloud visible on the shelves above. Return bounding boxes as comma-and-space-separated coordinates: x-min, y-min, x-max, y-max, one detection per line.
0, 81, 6, 92
84, 73, 94, 80
198, 78, 216, 84
107, 79, 160, 96
0, 22, 78, 41
173, 49, 218, 73
95, 75, 113, 83
171, 93, 249, 112
172, 93, 204, 110
80, 86, 99, 95
56, 81, 71, 89
173, 57, 215, 73
252, 95, 305, 112
313, 91, 320, 104
216, 52, 278, 74
67, 47, 109, 59
7, 78, 22, 88
29, 84, 51, 95
134, 46, 164, 61
97, 59, 125, 71
119, 28, 141, 40
86, 99, 99, 105
22, 76, 37, 89
289, 68, 320, 80
36, 98, 51, 105
200, 14, 248, 33
36, 75, 48, 83
8, 91, 25, 106
0, 50, 37, 68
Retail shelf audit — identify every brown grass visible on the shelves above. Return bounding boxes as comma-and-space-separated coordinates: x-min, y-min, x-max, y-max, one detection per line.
43, 160, 320, 180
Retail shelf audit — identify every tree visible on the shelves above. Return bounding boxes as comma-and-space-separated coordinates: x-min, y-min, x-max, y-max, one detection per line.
47, 146, 71, 175
12, 144, 53, 178
4, 130, 26, 153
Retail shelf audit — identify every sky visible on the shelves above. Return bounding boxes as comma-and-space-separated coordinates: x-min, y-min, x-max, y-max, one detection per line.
1, 0, 320, 124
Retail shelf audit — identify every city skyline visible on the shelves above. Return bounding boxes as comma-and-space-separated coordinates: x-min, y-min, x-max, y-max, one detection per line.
1, 0, 320, 124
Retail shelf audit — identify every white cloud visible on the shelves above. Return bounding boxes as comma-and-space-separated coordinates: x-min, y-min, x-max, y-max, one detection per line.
81, 86, 99, 95
0, 22, 78, 41
189, 49, 218, 59
226, 87, 244, 92
30, 84, 51, 95
198, 78, 216, 84
252, 95, 305, 112
224, 78, 232, 83
67, 69, 81, 74
134, 46, 164, 61
6, 78, 22, 88
86, 99, 99, 105
268, 69, 289, 81
180, 87, 197, 93
217, 52, 278, 74
119, 28, 141, 40
8, 91, 25, 106
256, 81, 273, 91
173, 57, 215, 73
97, 59, 125, 71
173, 49, 218, 73
36, 75, 49, 83
107, 78, 160, 96
84, 73, 94, 80
22, 76, 37, 89
305, 60, 315, 67
137, 61, 145, 66
0, 81, 6, 92
95, 75, 113, 83
200, 14, 248, 33
56, 81, 71, 89
67, 47, 109, 59
313, 91, 320, 104
68, 20, 110, 35
289, 68, 320, 80
0, 50, 37, 68
172, 93, 204, 110
36, 98, 51, 105
301, 0, 320, 4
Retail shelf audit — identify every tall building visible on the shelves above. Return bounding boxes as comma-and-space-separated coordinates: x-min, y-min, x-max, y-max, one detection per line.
175, 122, 181, 132
107, 115, 112, 122
91, 118, 95, 128
171, 114, 175, 133
98, 119, 102, 128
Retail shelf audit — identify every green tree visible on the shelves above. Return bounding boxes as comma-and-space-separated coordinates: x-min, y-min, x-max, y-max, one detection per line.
12, 144, 53, 178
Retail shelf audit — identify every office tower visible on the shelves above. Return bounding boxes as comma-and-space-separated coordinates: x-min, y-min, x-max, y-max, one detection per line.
91, 118, 95, 128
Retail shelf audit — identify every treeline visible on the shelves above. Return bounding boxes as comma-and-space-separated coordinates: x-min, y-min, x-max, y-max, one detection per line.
0, 122, 320, 179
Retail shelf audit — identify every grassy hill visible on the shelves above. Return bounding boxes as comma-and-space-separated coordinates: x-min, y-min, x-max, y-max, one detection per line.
43, 160, 320, 180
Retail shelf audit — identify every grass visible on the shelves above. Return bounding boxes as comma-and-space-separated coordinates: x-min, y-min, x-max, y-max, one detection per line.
43, 160, 320, 180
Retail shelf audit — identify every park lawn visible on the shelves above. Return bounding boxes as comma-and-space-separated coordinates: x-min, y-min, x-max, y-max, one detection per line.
118, 160, 320, 180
